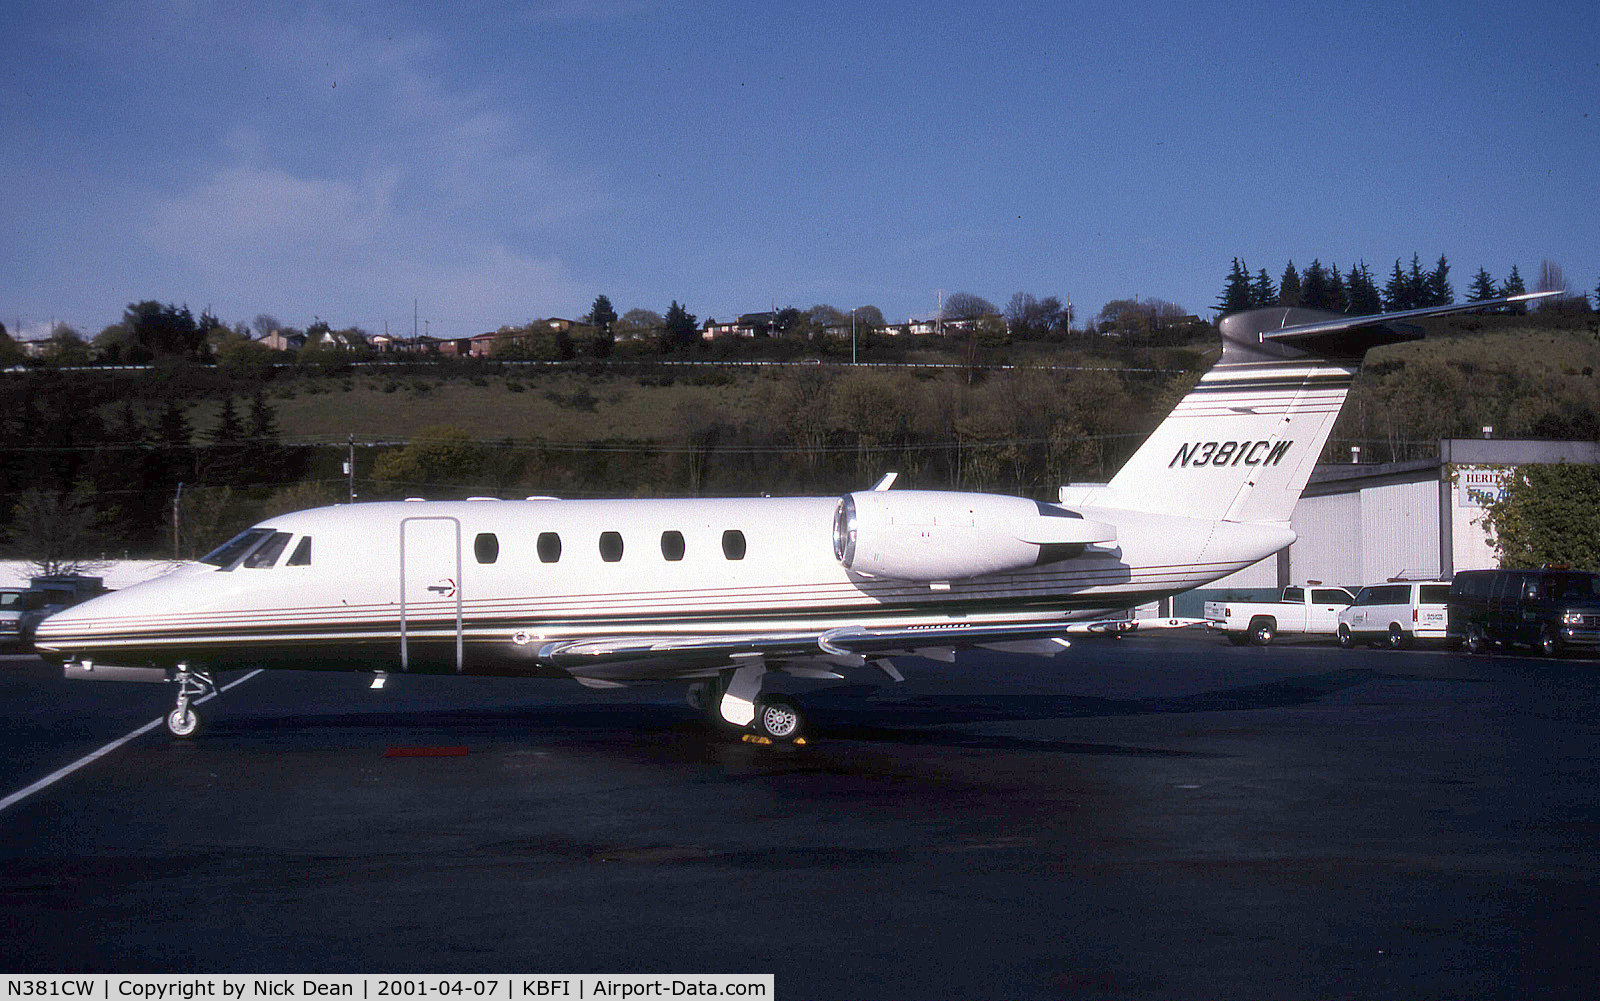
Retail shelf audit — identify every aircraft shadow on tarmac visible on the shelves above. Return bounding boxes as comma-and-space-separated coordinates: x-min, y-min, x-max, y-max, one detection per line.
197, 666, 1380, 757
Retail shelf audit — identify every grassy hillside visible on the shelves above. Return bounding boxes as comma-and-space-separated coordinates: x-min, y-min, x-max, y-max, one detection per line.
259, 370, 771, 443
1337, 318, 1600, 461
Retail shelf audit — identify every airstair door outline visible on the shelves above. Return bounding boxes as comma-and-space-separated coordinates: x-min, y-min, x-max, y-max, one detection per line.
400, 516, 463, 672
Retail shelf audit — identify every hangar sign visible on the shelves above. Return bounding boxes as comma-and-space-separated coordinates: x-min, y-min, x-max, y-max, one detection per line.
1456, 465, 1514, 507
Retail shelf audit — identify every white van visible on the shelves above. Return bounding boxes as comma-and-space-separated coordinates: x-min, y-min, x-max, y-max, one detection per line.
1337, 579, 1452, 649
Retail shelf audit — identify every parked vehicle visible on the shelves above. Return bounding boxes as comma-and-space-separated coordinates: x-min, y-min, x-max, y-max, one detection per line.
0, 588, 39, 651
1338, 579, 1452, 649
16, 575, 109, 647
1448, 568, 1600, 655
1204, 584, 1356, 646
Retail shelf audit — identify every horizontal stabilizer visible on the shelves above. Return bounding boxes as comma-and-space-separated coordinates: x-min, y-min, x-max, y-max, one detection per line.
1225, 290, 1562, 364
1262, 290, 1563, 346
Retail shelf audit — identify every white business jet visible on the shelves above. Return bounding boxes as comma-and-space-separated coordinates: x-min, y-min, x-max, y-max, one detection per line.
34, 292, 1556, 742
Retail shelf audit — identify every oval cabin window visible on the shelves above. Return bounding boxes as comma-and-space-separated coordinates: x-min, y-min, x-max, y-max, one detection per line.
599, 531, 624, 563
722, 529, 746, 561
474, 533, 499, 564
537, 532, 562, 563
660, 531, 685, 561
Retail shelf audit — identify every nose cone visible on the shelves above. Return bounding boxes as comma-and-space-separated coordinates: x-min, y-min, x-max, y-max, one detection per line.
31, 566, 204, 656
31, 588, 129, 652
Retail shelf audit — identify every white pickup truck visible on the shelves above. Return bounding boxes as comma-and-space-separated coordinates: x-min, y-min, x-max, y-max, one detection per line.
1204, 584, 1356, 646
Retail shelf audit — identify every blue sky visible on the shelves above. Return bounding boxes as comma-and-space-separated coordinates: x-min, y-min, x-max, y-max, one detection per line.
4, 0, 1596, 341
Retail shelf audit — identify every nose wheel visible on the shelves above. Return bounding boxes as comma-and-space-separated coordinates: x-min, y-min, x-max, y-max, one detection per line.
165, 663, 218, 738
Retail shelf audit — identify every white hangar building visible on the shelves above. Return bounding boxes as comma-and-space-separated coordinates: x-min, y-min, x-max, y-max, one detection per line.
1172, 438, 1600, 616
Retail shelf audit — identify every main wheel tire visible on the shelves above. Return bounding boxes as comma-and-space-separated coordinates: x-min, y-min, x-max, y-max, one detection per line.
1538, 625, 1563, 657
1250, 618, 1276, 646
166, 705, 200, 738
1337, 624, 1355, 649
752, 696, 805, 742
1463, 623, 1488, 655
1386, 624, 1407, 650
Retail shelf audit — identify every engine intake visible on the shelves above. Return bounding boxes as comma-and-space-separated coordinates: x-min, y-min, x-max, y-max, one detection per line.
833, 490, 1116, 582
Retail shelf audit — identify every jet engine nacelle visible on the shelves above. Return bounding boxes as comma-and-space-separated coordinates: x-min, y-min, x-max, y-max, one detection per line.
832, 490, 1117, 582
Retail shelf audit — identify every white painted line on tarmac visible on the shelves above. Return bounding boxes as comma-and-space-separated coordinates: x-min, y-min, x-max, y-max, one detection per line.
0, 669, 265, 815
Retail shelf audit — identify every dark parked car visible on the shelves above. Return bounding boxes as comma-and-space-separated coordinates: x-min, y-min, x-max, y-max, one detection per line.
15, 575, 110, 647
1447, 568, 1600, 655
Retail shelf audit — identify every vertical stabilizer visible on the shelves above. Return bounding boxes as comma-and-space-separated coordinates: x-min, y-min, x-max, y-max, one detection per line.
1100, 292, 1556, 524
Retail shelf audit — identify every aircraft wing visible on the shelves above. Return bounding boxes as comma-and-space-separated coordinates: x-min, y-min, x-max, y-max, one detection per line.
535, 616, 1139, 683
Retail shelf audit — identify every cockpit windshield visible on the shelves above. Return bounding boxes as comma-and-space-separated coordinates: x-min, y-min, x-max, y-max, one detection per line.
199, 528, 276, 569
243, 532, 293, 569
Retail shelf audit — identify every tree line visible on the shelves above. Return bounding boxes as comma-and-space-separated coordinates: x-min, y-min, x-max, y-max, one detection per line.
1217, 255, 1596, 317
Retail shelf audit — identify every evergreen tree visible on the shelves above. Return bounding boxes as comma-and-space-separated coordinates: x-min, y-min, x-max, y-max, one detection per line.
1346, 261, 1383, 314
1501, 265, 1527, 315
210, 396, 245, 443
1218, 258, 1253, 315
1250, 269, 1277, 308
1467, 268, 1500, 303
156, 400, 193, 492
588, 294, 618, 333
123, 301, 203, 359
1383, 259, 1408, 311
90, 400, 155, 547
1278, 261, 1302, 307
1300, 259, 1331, 310
1326, 263, 1348, 313
588, 294, 618, 359
244, 391, 283, 486
1426, 255, 1453, 307
660, 301, 699, 352
205, 396, 247, 485
1405, 253, 1428, 309
247, 391, 279, 442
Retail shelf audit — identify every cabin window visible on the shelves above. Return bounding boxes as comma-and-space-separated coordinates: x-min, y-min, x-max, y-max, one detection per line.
200, 528, 275, 569
286, 537, 312, 566
599, 531, 624, 563
537, 532, 562, 563
243, 532, 292, 569
474, 533, 499, 564
722, 529, 746, 561
660, 531, 685, 561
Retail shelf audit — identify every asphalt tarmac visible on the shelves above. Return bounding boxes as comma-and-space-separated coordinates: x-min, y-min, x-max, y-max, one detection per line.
1, 635, 1597, 999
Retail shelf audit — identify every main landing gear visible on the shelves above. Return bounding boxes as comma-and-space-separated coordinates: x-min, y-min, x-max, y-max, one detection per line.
165, 663, 218, 738
687, 661, 810, 746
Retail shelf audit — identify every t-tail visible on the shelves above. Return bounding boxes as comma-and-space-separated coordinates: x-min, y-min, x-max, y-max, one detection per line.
1099, 291, 1559, 524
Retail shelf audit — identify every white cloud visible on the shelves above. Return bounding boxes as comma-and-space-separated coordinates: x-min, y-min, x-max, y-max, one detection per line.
138, 4, 609, 334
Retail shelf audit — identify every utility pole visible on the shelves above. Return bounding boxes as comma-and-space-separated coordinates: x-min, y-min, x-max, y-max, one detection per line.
346, 434, 357, 503
171, 482, 184, 559
851, 308, 857, 365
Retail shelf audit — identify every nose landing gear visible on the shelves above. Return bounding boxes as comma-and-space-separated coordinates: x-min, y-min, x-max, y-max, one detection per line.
166, 663, 218, 738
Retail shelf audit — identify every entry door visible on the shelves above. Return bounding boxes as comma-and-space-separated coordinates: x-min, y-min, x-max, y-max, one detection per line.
400, 516, 463, 672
